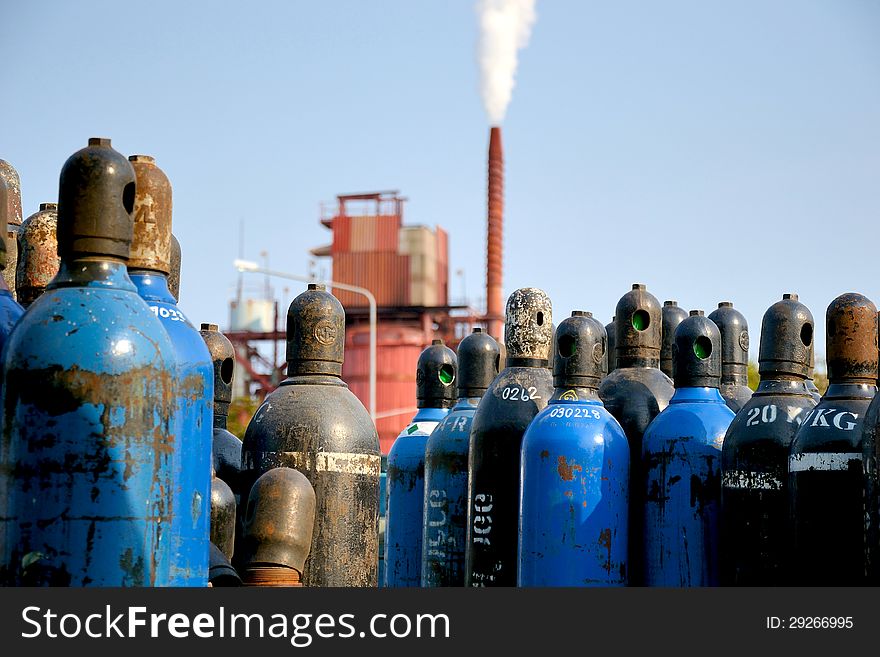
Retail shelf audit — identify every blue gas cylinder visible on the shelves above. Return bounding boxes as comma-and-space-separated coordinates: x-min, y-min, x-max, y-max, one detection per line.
127, 155, 212, 586
422, 328, 500, 587
519, 312, 629, 586
384, 340, 456, 587
0, 138, 177, 586
643, 311, 734, 587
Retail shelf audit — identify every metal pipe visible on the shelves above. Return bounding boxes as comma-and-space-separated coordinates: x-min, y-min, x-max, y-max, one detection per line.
233, 259, 377, 422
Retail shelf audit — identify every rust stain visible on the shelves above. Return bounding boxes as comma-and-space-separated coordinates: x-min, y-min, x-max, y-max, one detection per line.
557, 455, 582, 482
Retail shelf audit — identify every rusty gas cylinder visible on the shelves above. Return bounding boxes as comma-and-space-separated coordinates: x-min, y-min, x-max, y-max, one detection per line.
127, 154, 212, 586
661, 301, 687, 379
721, 293, 816, 585
15, 203, 59, 308
598, 284, 674, 585
708, 302, 753, 413
241, 467, 317, 587
0, 138, 177, 586
0, 178, 24, 358
519, 311, 629, 586
0, 159, 22, 299
465, 287, 554, 587
241, 284, 381, 586
789, 293, 877, 585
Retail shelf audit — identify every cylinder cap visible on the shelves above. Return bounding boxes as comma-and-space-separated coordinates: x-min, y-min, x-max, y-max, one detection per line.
128, 155, 173, 274
615, 284, 662, 364
504, 287, 553, 361
825, 292, 878, 383
15, 203, 60, 306
673, 314, 722, 387
57, 138, 135, 260
456, 328, 501, 398
661, 300, 688, 378
168, 233, 181, 300
211, 474, 237, 561
758, 295, 814, 378
200, 324, 235, 406
286, 286, 345, 376
553, 311, 606, 388
241, 467, 317, 575
417, 341, 458, 409
708, 302, 749, 369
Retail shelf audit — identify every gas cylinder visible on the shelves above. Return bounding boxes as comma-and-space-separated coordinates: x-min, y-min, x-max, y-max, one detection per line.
127, 154, 212, 586
240, 467, 316, 587
720, 294, 816, 585
661, 301, 687, 379
598, 284, 674, 585
0, 159, 22, 299
385, 340, 457, 587
0, 178, 24, 355
465, 287, 554, 587
211, 468, 236, 561
168, 233, 181, 301
0, 138, 177, 586
422, 328, 500, 587
200, 323, 241, 488
789, 293, 877, 585
642, 311, 733, 586
708, 302, 753, 412
241, 284, 381, 586
604, 317, 616, 376
15, 203, 59, 308
519, 311, 629, 586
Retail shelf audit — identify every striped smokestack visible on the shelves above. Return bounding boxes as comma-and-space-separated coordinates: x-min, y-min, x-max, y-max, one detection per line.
486, 126, 504, 340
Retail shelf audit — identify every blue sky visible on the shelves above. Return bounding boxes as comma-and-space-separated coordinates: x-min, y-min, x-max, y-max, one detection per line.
2, 1, 879, 366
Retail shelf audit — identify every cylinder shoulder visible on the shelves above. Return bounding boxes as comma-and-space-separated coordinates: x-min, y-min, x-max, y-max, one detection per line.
644, 402, 733, 447
471, 367, 553, 435
243, 381, 379, 455
790, 398, 872, 453
599, 367, 674, 405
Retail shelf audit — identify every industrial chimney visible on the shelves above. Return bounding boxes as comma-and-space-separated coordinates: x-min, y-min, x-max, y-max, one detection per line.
486, 126, 504, 340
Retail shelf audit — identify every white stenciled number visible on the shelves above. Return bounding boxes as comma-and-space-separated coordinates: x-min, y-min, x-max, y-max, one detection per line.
747, 404, 779, 427
472, 493, 493, 546
501, 386, 541, 402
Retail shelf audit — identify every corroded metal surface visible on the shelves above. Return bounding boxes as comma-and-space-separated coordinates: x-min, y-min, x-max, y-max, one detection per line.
241, 286, 380, 586
128, 155, 172, 274
466, 288, 554, 587
661, 301, 687, 379
519, 311, 629, 586
673, 311, 722, 388
241, 467, 316, 582
211, 471, 237, 560
789, 292, 877, 585
1, 159, 23, 298
15, 203, 59, 307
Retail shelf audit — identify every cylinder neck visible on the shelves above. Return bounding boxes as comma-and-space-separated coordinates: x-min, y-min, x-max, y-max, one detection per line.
550, 386, 600, 402
506, 356, 548, 368
46, 258, 135, 292
721, 363, 749, 386
616, 355, 660, 369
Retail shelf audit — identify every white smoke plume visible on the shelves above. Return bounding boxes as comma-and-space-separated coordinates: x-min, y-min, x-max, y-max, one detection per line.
476, 0, 537, 124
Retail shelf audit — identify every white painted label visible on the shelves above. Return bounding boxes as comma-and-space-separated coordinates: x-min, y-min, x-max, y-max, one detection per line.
272, 450, 381, 476
788, 452, 862, 472
722, 470, 783, 490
